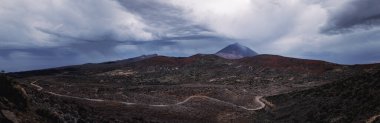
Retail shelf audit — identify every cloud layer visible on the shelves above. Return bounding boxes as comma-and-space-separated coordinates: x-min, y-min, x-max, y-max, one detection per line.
1, 0, 380, 72
321, 0, 380, 34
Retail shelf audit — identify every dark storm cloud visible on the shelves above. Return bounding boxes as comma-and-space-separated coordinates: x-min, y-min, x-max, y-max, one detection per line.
2, 0, 380, 72
37, 27, 179, 46
116, 0, 213, 38
29, 0, 215, 50
321, 0, 380, 34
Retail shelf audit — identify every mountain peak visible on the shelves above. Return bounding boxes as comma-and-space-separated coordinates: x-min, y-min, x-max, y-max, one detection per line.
215, 43, 258, 59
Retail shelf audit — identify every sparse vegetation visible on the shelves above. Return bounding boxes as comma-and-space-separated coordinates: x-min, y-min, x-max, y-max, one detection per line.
258, 71, 380, 123
5, 54, 380, 123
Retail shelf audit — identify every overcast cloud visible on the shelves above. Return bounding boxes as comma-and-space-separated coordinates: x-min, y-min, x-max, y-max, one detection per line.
1, 0, 380, 72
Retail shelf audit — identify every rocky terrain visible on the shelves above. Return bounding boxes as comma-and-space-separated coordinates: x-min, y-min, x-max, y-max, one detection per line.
254, 69, 380, 123
1, 45, 380, 123
0, 73, 42, 123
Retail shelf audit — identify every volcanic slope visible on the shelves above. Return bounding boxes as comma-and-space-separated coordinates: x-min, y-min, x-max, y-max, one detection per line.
9, 54, 380, 123
254, 69, 380, 123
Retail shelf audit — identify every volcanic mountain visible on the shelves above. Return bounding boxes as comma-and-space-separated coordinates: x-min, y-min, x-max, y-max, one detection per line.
3, 48, 380, 122
215, 43, 258, 59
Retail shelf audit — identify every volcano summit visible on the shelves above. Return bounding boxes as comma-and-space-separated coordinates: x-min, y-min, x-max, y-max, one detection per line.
215, 43, 258, 59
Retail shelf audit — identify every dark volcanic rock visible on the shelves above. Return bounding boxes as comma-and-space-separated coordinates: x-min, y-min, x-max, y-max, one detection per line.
256, 70, 380, 123
216, 43, 258, 59
0, 74, 42, 123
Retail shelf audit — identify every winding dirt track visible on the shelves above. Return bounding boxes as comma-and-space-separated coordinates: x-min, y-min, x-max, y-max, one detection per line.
30, 81, 43, 91
30, 81, 266, 110
366, 114, 380, 123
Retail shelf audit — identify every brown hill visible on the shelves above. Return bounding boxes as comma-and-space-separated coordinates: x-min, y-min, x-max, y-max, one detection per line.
239, 54, 339, 74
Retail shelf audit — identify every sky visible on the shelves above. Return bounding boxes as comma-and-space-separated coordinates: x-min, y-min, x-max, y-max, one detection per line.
1, 0, 380, 72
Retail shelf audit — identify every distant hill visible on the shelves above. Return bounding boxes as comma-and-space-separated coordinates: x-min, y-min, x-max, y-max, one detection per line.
215, 43, 258, 59
11, 54, 158, 77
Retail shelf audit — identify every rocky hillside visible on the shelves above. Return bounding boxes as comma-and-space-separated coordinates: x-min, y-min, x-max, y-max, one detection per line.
0, 74, 40, 123
7, 54, 380, 123
255, 69, 380, 123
